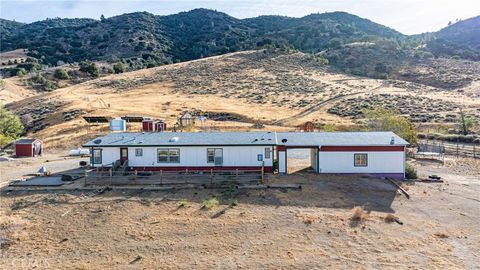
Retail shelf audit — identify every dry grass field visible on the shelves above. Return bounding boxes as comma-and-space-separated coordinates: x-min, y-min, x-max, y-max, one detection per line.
3, 50, 479, 149
0, 157, 479, 269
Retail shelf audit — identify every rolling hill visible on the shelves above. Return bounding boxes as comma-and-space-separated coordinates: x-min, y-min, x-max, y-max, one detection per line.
1, 9, 405, 65
4, 50, 478, 148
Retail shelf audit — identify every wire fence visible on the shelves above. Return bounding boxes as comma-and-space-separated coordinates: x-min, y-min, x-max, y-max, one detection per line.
418, 140, 479, 159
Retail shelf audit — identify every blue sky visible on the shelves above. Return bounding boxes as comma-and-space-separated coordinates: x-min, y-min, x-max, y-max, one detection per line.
1, 0, 478, 34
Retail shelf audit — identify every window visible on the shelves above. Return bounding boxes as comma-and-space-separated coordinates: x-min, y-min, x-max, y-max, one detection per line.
257, 154, 263, 161
157, 148, 180, 163
92, 149, 102, 164
265, 147, 271, 159
207, 148, 215, 163
207, 148, 223, 165
135, 148, 143, 157
354, 153, 368, 167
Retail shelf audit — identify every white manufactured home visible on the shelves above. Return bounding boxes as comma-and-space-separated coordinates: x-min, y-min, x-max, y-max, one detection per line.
83, 131, 408, 179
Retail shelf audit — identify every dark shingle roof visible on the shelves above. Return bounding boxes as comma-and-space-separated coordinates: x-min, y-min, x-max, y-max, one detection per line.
15, 138, 41, 144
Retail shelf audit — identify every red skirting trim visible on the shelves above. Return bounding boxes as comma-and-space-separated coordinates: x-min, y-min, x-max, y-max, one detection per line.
277, 145, 286, 151
128, 166, 274, 173
320, 146, 405, 152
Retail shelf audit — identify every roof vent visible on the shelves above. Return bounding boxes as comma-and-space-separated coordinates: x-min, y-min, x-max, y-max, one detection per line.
390, 137, 395, 145
281, 138, 288, 143
169, 137, 179, 142
94, 139, 102, 144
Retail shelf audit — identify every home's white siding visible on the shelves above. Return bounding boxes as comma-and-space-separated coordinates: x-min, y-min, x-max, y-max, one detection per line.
310, 148, 318, 172
318, 151, 404, 174
278, 151, 286, 173
93, 146, 273, 168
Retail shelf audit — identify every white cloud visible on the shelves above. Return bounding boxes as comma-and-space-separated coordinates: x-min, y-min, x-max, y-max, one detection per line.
1, 0, 479, 34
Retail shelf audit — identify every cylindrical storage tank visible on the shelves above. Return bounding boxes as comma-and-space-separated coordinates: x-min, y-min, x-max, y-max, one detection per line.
154, 121, 166, 132
110, 118, 127, 132
142, 119, 154, 132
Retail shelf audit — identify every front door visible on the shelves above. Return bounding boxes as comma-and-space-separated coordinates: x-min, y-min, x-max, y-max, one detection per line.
120, 148, 128, 164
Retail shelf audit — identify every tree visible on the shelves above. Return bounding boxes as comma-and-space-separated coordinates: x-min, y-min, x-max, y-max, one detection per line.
16, 68, 27, 77
79, 61, 100, 77
100, 14, 106, 22
113, 62, 127, 74
459, 109, 477, 135
54, 68, 70, 80
323, 123, 337, 132
363, 107, 417, 144
0, 104, 24, 141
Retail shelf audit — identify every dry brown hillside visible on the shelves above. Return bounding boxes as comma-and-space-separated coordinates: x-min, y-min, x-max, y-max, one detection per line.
4, 50, 480, 149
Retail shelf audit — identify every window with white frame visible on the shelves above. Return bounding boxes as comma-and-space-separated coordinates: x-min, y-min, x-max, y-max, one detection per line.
92, 149, 102, 164
135, 148, 143, 157
265, 147, 271, 159
157, 148, 180, 163
354, 153, 368, 167
207, 148, 223, 164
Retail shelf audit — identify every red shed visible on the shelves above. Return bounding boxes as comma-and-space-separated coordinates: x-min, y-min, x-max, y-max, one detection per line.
15, 139, 43, 157
154, 120, 166, 132
142, 119, 154, 132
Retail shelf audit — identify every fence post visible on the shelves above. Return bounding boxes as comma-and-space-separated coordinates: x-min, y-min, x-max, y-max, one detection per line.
109, 169, 112, 186
185, 169, 188, 184
160, 170, 163, 185
474, 144, 476, 159
84, 169, 87, 187
236, 169, 238, 182
456, 143, 459, 158
134, 170, 138, 185
261, 166, 264, 184
210, 169, 213, 185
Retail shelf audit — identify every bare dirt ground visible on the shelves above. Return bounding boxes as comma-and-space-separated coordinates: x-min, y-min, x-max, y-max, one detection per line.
0, 157, 479, 269
0, 153, 86, 188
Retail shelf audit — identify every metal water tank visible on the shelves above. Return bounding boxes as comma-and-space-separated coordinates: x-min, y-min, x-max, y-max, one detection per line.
110, 118, 127, 132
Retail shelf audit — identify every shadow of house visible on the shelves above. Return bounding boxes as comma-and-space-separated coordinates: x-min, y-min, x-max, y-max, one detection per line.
1, 169, 401, 213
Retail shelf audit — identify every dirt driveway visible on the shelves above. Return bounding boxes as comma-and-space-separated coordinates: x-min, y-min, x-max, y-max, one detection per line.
0, 153, 87, 188
0, 159, 479, 269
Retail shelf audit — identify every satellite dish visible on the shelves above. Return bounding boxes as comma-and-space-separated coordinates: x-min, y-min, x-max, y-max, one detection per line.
281, 138, 288, 143
169, 137, 179, 142
94, 139, 102, 144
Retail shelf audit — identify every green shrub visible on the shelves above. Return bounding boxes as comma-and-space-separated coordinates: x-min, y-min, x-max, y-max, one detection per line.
113, 62, 127, 74
201, 197, 219, 210
0, 105, 23, 140
54, 68, 70, 80
179, 199, 190, 208
79, 61, 100, 77
0, 134, 14, 148
16, 68, 27, 77
405, 163, 417, 179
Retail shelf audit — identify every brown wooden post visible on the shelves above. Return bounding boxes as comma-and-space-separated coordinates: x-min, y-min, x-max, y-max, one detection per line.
236, 169, 238, 182
456, 143, 459, 158
185, 169, 188, 184
261, 166, 264, 184
210, 169, 213, 185
473, 143, 476, 159
160, 170, 163, 185
109, 169, 112, 186
134, 170, 138, 185
84, 169, 87, 187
